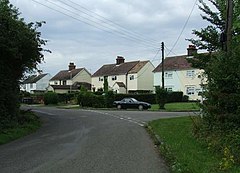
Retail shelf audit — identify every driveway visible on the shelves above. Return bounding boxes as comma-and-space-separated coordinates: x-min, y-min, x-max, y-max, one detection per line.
0, 107, 191, 173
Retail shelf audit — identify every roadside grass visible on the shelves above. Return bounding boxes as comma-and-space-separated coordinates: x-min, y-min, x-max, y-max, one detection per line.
150, 102, 200, 111
148, 117, 240, 173
0, 111, 41, 145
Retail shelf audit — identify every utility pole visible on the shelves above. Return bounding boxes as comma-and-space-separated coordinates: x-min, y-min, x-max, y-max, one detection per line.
161, 42, 165, 89
225, 0, 234, 52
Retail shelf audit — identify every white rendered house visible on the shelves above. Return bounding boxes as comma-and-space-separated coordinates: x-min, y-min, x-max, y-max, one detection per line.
92, 56, 155, 93
153, 45, 205, 100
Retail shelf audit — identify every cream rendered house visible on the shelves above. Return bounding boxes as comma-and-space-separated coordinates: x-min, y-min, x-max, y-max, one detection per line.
92, 56, 155, 93
48, 62, 91, 93
153, 45, 205, 100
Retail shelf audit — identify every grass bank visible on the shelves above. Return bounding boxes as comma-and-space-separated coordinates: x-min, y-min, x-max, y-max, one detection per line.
0, 110, 41, 145
150, 102, 200, 112
148, 117, 240, 173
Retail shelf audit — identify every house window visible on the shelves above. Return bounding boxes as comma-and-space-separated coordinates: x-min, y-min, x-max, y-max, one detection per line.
129, 75, 134, 80
112, 76, 117, 81
63, 80, 66, 85
99, 77, 103, 81
166, 87, 173, 92
165, 71, 173, 78
186, 86, 195, 95
54, 81, 58, 85
30, 83, 33, 89
186, 70, 195, 78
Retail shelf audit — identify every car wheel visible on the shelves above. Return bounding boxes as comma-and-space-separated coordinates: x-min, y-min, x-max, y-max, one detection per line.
117, 104, 122, 109
138, 105, 143, 111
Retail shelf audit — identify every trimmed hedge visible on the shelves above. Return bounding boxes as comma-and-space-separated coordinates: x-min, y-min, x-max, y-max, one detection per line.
77, 91, 188, 108
44, 92, 58, 105
114, 94, 156, 104
114, 92, 186, 104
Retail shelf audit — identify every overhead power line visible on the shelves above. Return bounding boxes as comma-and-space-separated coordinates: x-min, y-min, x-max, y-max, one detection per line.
31, 0, 159, 49
167, 0, 198, 56
66, 0, 161, 45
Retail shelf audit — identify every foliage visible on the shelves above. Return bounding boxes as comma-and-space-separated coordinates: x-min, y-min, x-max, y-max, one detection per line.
148, 117, 234, 173
0, 0, 46, 130
155, 86, 168, 109
104, 91, 115, 108
0, 110, 41, 144
187, 0, 240, 52
103, 77, 108, 92
44, 92, 58, 105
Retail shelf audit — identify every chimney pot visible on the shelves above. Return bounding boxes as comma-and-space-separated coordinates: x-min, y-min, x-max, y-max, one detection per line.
116, 56, 125, 65
187, 45, 197, 56
68, 62, 76, 71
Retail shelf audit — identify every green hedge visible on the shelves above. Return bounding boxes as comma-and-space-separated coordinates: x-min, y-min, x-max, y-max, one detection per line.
44, 92, 58, 105
77, 91, 188, 108
114, 92, 186, 104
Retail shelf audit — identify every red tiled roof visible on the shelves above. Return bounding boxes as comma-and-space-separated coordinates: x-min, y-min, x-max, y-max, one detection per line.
50, 68, 83, 81
128, 61, 148, 73
92, 60, 148, 77
153, 55, 193, 72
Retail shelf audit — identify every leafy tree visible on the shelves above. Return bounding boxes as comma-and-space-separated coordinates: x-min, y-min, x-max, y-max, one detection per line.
155, 86, 168, 109
0, 0, 46, 130
187, 0, 240, 52
103, 77, 108, 92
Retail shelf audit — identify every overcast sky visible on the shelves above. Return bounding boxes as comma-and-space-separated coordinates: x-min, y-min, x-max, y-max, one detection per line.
10, 0, 210, 76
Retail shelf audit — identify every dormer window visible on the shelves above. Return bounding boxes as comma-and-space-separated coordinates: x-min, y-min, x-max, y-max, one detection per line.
112, 76, 117, 81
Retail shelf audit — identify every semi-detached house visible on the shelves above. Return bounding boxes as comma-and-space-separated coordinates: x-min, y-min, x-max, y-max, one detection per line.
153, 45, 205, 100
48, 62, 92, 93
92, 56, 155, 93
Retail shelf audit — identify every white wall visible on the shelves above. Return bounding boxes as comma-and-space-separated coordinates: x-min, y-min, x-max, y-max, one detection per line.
136, 62, 154, 91
36, 74, 52, 91
154, 69, 205, 100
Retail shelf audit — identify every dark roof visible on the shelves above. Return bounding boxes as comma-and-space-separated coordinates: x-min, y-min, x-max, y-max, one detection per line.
50, 82, 91, 90
23, 74, 48, 84
92, 60, 148, 77
153, 55, 193, 72
50, 68, 83, 81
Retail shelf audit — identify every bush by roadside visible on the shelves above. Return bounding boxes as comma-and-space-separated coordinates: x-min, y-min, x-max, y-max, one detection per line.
0, 110, 41, 145
44, 92, 58, 105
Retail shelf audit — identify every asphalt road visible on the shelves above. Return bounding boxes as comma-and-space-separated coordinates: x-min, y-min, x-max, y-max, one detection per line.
0, 107, 192, 173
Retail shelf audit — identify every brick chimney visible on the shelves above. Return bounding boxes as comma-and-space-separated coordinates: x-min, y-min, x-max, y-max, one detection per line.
68, 62, 76, 71
116, 56, 125, 65
187, 45, 197, 56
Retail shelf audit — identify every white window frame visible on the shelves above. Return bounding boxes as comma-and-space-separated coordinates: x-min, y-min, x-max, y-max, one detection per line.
186, 70, 195, 78
165, 71, 173, 78
186, 86, 195, 95
129, 75, 134, 80
30, 83, 33, 89
99, 77, 103, 82
112, 76, 117, 81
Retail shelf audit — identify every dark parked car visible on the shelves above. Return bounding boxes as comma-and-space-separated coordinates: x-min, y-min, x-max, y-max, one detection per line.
113, 98, 151, 110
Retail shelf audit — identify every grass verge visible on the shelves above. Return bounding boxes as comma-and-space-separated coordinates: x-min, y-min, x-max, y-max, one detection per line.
150, 102, 200, 112
0, 110, 41, 145
148, 116, 240, 173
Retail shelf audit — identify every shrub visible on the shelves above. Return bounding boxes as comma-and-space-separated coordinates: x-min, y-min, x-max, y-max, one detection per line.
92, 95, 105, 108
155, 86, 168, 109
44, 92, 58, 105
104, 91, 115, 108
167, 92, 183, 103
114, 94, 156, 104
